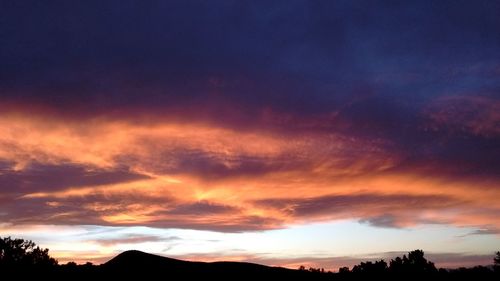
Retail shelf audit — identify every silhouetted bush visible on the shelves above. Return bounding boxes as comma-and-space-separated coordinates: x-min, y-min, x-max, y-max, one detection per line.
0, 236, 57, 269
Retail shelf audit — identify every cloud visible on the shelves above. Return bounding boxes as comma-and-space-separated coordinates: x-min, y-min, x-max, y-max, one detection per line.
166, 201, 239, 215
0, 0, 499, 236
93, 234, 179, 247
359, 215, 399, 228
0, 178, 282, 232
462, 227, 500, 236
1, 1, 499, 138
0, 161, 149, 194
0, 1, 499, 269
423, 96, 500, 138
424, 253, 496, 269
0, 112, 498, 232
470, 229, 499, 235
255, 193, 464, 227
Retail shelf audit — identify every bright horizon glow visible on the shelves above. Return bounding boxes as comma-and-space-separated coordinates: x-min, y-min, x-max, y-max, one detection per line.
0, 221, 497, 270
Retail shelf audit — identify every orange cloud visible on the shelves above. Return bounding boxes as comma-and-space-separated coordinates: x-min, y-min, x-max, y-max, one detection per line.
0, 111, 499, 233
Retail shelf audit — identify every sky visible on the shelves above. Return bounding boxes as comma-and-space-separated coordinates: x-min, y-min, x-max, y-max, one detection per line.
0, 0, 499, 271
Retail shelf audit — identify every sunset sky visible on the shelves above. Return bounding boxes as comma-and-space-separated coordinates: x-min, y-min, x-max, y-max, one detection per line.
0, 0, 499, 270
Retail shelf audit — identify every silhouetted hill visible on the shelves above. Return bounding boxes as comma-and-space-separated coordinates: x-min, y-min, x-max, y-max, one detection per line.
105, 250, 193, 268
102, 250, 326, 280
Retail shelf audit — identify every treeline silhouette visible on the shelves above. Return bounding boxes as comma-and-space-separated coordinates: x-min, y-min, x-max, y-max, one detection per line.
1, 236, 499, 280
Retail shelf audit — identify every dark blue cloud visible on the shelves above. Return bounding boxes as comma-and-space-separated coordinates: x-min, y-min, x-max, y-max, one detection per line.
0, 0, 499, 180
1, 0, 499, 111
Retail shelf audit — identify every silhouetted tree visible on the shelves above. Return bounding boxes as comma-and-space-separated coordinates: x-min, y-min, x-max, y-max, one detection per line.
65, 261, 77, 267
338, 266, 350, 274
0, 236, 57, 268
307, 267, 325, 273
406, 249, 437, 273
388, 250, 437, 274
352, 260, 387, 274
494, 251, 500, 272
389, 256, 404, 273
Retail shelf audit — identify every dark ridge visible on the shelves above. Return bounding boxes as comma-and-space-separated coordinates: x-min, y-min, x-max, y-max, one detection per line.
105, 250, 193, 267
102, 250, 321, 279
102, 250, 301, 278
